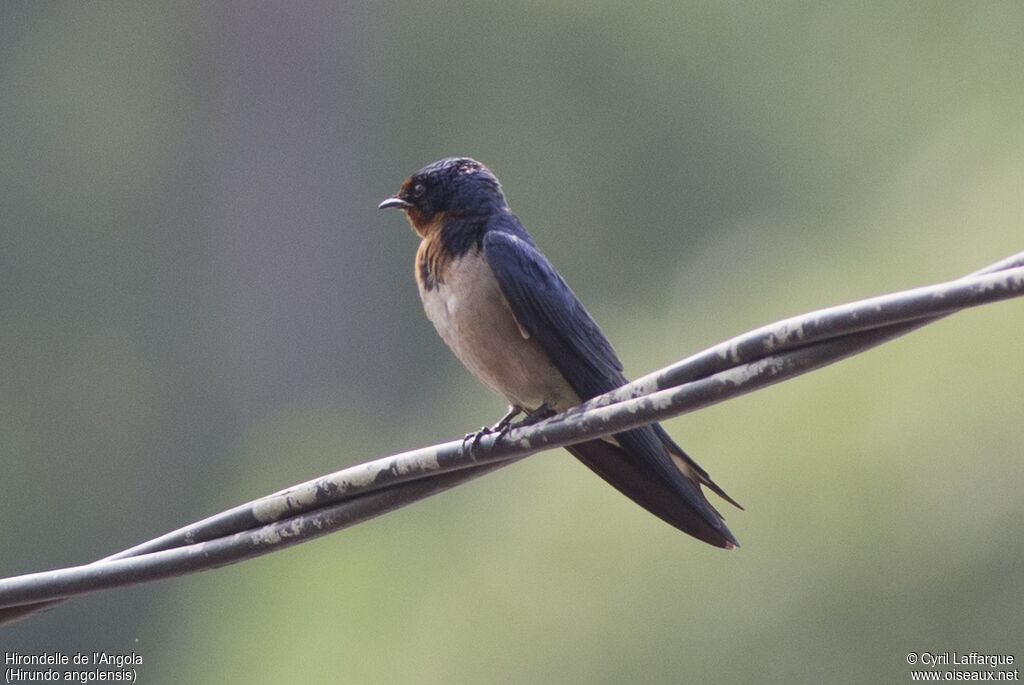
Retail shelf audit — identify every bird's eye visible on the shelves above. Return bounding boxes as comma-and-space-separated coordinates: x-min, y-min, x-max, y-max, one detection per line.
412, 183, 426, 198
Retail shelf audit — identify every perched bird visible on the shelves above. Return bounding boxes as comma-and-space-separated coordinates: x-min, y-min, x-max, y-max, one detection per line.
379, 157, 740, 548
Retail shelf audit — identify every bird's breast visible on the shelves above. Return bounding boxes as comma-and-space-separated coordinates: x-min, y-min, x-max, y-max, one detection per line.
417, 245, 579, 412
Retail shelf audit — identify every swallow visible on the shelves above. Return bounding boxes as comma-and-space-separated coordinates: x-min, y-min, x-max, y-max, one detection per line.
379, 157, 740, 548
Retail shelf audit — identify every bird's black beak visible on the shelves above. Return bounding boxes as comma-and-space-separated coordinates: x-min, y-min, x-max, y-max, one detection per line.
378, 196, 413, 210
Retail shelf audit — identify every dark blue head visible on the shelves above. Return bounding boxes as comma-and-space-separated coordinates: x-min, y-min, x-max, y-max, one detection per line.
379, 157, 507, 235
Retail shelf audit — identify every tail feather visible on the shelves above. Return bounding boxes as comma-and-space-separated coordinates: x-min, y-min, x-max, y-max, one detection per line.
652, 424, 743, 511
565, 426, 739, 549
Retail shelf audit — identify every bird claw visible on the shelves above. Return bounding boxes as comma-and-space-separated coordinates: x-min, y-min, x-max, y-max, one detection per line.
462, 406, 524, 457
462, 422, 514, 456
461, 404, 556, 458
461, 425, 494, 457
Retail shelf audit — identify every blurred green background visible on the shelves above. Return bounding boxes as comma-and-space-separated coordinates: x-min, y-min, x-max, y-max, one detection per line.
2, 3, 1022, 683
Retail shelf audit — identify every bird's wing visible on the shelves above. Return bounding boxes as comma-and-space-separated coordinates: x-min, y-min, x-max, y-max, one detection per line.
482, 228, 625, 400
483, 223, 740, 547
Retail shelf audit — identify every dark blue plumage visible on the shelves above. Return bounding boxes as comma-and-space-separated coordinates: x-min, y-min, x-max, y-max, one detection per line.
483, 228, 623, 396
380, 157, 739, 548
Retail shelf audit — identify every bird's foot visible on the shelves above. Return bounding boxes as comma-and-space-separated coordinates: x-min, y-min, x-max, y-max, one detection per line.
461, 406, 524, 457
460, 404, 556, 457
460, 425, 502, 458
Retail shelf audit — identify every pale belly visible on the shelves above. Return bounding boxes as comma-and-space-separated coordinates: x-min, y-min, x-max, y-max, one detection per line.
419, 251, 580, 413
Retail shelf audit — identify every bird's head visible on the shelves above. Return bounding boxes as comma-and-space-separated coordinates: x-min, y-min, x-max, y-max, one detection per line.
379, 157, 507, 236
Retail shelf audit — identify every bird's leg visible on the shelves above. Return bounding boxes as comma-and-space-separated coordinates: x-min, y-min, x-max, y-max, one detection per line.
490, 405, 523, 433
516, 402, 555, 427
462, 405, 523, 455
